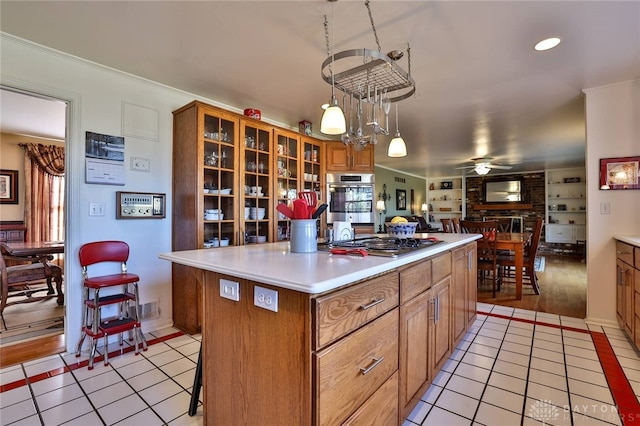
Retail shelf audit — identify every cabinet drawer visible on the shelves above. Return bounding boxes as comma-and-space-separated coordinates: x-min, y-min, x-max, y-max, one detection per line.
314, 273, 399, 348
616, 242, 634, 266
342, 371, 399, 426
636, 247, 640, 270
399, 260, 431, 304
315, 309, 399, 426
432, 251, 452, 284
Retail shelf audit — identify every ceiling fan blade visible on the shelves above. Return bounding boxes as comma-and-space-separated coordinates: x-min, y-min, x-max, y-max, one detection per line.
455, 165, 475, 170
487, 164, 512, 170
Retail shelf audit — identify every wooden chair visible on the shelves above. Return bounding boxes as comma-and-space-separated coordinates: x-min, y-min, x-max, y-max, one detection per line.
0, 254, 63, 330
493, 217, 513, 233
451, 217, 461, 233
460, 220, 502, 297
498, 218, 544, 295
441, 218, 454, 233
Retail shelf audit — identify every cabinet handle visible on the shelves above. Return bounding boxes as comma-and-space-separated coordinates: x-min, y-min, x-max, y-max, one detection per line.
430, 298, 437, 322
618, 268, 624, 285
360, 298, 385, 310
617, 251, 631, 255
359, 356, 384, 375
467, 251, 472, 270
436, 294, 440, 322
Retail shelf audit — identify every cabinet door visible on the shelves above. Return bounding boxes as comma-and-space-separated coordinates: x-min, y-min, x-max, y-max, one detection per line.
399, 291, 430, 418
325, 143, 350, 171
624, 261, 634, 337
241, 120, 273, 244
351, 144, 375, 172
274, 130, 300, 241
451, 247, 467, 345
466, 244, 478, 326
546, 224, 574, 243
430, 277, 451, 376
617, 259, 625, 328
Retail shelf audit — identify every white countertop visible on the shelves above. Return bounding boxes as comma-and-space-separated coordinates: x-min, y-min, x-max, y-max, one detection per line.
159, 233, 481, 294
614, 235, 640, 247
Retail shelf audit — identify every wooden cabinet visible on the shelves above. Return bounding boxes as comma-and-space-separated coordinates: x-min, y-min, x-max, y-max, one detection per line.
241, 119, 273, 243
198, 246, 478, 425
172, 101, 240, 333
616, 241, 635, 339
172, 101, 326, 333
451, 242, 477, 346
398, 251, 453, 421
325, 142, 374, 172
0, 223, 27, 242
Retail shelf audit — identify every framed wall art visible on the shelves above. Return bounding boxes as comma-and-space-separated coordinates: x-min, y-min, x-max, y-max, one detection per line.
0, 169, 18, 204
599, 156, 640, 190
396, 189, 407, 210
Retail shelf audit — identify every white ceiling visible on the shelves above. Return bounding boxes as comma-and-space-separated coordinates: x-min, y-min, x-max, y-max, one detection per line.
1, 1, 639, 177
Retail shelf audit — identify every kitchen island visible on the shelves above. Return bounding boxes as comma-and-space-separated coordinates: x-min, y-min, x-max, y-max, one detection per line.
160, 233, 480, 425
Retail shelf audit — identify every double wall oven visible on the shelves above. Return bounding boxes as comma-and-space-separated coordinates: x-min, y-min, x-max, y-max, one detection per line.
326, 173, 375, 225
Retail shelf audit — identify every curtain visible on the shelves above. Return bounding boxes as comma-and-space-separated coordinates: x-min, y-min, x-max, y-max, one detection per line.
19, 144, 65, 251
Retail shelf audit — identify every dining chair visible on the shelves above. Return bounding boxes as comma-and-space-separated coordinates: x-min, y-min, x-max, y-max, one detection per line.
498, 218, 544, 295
75, 240, 147, 369
493, 217, 513, 233
0, 254, 63, 330
441, 218, 453, 233
451, 217, 461, 233
460, 220, 502, 297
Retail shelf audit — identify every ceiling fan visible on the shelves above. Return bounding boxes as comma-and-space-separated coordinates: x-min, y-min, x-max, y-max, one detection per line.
456, 157, 513, 175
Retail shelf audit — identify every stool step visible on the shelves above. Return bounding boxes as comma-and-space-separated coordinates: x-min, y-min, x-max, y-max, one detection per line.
100, 317, 140, 334
86, 293, 135, 308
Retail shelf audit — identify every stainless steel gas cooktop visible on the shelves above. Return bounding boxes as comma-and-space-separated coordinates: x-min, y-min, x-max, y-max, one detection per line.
317, 236, 443, 257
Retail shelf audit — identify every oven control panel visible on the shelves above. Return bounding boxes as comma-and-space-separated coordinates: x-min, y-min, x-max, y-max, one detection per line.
116, 191, 166, 219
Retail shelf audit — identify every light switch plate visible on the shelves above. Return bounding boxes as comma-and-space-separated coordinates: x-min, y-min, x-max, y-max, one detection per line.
220, 279, 240, 301
131, 157, 150, 172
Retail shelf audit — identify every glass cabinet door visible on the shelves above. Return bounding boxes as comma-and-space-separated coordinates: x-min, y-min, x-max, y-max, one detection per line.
203, 112, 237, 247
274, 131, 299, 241
302, 137, 323, 205
241, 120, 272, 244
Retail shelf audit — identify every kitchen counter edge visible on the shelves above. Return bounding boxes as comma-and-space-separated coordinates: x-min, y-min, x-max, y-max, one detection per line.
159, 233, 481, 294
614, 235, 640, 247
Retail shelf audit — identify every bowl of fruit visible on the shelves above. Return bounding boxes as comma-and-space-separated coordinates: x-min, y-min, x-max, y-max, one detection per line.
385, 217, 418, 238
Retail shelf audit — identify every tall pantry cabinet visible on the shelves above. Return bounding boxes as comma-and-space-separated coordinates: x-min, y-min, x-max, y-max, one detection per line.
171, 101, 326, 333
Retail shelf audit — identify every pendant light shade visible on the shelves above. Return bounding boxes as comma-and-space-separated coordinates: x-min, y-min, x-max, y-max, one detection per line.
387, 103, 407, 157
321, 96, 346, 135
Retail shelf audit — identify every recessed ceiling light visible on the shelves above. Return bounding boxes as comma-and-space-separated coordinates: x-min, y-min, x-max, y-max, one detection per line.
534, 37, 561, 51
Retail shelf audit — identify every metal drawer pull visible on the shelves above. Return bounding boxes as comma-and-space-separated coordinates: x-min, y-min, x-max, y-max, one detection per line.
617, 250, 631, 255
360, 356, 384, 375
360, 298, 385, 310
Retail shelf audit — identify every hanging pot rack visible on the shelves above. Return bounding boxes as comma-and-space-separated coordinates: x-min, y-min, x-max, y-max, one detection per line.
321, 47, 415, 103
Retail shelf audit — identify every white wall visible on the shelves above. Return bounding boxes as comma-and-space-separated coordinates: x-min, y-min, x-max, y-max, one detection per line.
0, 34, 257, 351
584, 80, 640, 326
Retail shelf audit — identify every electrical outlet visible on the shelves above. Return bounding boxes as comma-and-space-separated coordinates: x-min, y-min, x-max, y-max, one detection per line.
254, 286, 278, 312
89, 202, 105, 216
220, 279, 240, 301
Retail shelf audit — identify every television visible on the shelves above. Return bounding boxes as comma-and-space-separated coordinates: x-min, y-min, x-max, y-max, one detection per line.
484, 179, 522, 203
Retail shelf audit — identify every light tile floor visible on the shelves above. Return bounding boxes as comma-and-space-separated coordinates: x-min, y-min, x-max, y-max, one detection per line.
1, 303, 640, 425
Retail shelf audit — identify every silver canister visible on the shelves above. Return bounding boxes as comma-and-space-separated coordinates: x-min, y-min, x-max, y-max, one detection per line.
324, 228, 334, 244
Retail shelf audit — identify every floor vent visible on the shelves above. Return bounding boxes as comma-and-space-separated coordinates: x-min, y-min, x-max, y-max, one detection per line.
130, 300, 159, 320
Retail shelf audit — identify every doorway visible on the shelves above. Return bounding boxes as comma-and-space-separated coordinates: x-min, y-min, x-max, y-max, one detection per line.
0, 87, 68, 358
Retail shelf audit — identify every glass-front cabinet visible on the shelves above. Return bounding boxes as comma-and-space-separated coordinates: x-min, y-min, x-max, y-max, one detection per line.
302, 137, 323, 204
274, 130, 299, 241
241, 120, 273, 244
203, 113, 237, 247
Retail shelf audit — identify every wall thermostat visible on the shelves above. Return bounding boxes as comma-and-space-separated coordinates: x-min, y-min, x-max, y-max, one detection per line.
116, 191, 166, 219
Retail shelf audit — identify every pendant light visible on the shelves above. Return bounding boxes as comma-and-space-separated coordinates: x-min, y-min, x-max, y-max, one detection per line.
387, 103, 407, 157
320, 1, 346, 135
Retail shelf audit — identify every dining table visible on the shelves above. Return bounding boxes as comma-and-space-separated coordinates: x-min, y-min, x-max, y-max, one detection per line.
494, 232, 532, 300
1, 240, 65, 304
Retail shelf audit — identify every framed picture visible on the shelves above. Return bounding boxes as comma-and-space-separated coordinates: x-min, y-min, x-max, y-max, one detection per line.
600, 156, 640, 190
396, 189, 407, 210
0, 169, 18, 204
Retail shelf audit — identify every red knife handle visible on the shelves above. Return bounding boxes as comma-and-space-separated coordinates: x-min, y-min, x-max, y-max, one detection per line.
330, 248, 368, 257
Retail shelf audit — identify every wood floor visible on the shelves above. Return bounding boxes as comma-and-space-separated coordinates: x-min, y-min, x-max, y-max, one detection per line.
0, 256, 587, 368
477, 255, 587, 319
